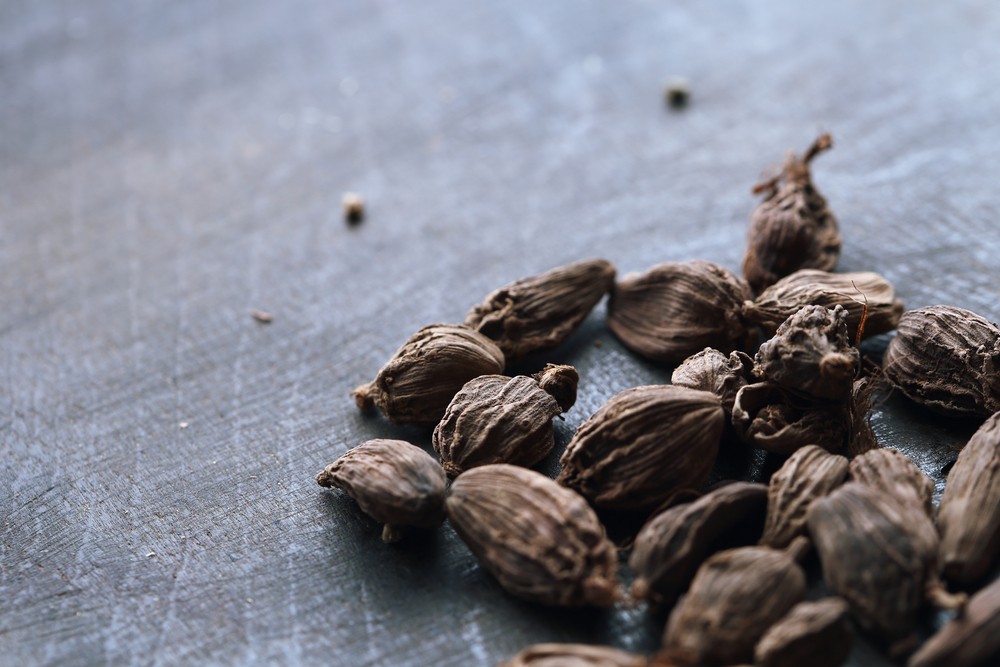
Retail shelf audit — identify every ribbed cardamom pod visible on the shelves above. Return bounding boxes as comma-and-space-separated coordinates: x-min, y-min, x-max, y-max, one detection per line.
352, 324, 505, 424
433, 365, 579, 476
630, 482, 768, 605
742, 133, 841, 293
465, 258, 616, 361
760, 445, 849, 549
671, 347, 754, 415
445, 464, 619, 607
316, 439, 447, 542
849, 448, 934, 518
661, 544, 807, 665
499, 644, 647, 667
557, 385, 724, 510
938, 412, 1000, 584
908, 575, 1000, 667
732, 382, 848, 454
807, 483, 950, 640
883, 305, 1000, 416
607, 260, 754, 364
743, 269, 903, 338
754, 598, 852, 667
754, 305, 859, 402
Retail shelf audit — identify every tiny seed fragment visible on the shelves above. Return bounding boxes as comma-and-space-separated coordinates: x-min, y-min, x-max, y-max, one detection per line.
557, 385, 724, 511
432, 365, 578, 477
849, 448, 934, 518
743, 133, 841, 293
661, 545, 806, 665
760, 445, 849, 549
499, 643, 648, 667
883, 305, 1000, 416
754, 598, 852, 667
445, 464, 619, 607
671, 347, 753, 415
607, 260, 755, 364
937, 411, 1000, 584
352, 323, 505, 425
630, 482, 768, 605
316, 439, 447, 542
342, 191, 364, 224
465, 259, 616, 361
743, 269, 903, 338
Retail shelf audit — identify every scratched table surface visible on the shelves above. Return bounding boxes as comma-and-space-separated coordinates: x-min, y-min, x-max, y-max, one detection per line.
3, 0, 1000, 665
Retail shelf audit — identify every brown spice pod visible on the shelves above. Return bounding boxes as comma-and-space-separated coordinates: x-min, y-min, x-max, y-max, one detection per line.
937, 411, 1000, 584
352, 323, 505, 425
557, 385, 724, 511
670, 347, 754, 416
849, 448, 934, 518
607, 260, 754, 364
465, 258, 616, 361
445, 464, 619, 607
908, 575, 1000, 667
731, 382, 848, 454
883, 305, 1000, 416
316, 439, 447, 542
743, 269, 903, 339
432, 365, 578, 477
499, 643, 648, 667
754, 598, 852, 667
742, 133, 841, 293
629, 482, 768, 605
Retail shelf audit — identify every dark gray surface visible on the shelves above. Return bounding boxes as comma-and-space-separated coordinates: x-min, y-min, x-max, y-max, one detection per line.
3, 1, 1000, 665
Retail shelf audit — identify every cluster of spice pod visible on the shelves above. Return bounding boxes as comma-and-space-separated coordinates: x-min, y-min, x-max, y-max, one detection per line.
319, 135, 1000, 667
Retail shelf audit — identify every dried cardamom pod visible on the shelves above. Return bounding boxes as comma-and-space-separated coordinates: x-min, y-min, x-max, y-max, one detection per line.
754, 305, 859, 402
908, 575, 1000, 667
499, 643, 647, 667
316, 439, 447, 542
883, 305, 1000, 416
661, 544, 807, 665
352, 323, 505, 424
445, 464, 619, 607
938, 411, 1000, 584
849, 448, 934, 517
754, 598, 852, 667
630, 482, 768, 605
671, 347, 754, 415
760, 445, 849, 549
607, 260, 755, 364
465, 258, 616, 361
845, 377, 878, 456
732, 382, 848, 454
742, 133, 841, 293
743, 269, 903, 338
557, 385, 724, 510
433, 365, 579, 476
807, 483, 945, 640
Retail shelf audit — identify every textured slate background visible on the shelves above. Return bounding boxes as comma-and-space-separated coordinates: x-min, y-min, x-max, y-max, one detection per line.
2, 1, 999, 665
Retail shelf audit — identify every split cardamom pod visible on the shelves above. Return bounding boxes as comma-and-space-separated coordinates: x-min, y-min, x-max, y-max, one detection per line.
630, 481, 768, 605
445, 464, 619, 607
607, 260, 754, 364
557, 385, 724, 510
433, 364, 579, 476
937, 411, 1000, 584
807, 483, 945, 640
883, 305, 1000, 416
499, 644, 647, 667
661, 544, 807, 665
760, 445, 849, 549
352, 323, 505, 424
670, 347, 753, 415
742, 133, 841, 293
754, 305, 859, 402
743, 269, 903, 338
732, 382, 849, 454
754, 598, 852, 667
316, 439, 447, 542
849, 448, 934, 518
465, 258, 616, 361
908, 575, 1000, 667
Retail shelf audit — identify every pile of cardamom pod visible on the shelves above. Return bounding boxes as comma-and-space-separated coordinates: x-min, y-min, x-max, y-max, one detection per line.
318, 135, 1000, 667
